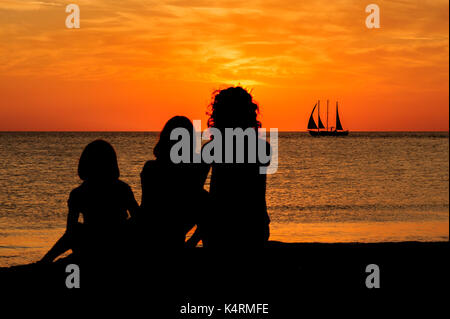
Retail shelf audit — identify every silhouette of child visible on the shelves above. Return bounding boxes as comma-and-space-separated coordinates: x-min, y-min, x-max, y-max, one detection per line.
139, 116, 209, 249
39, 140, 139, 263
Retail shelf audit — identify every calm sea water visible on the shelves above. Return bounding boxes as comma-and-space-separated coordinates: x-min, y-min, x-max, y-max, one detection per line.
0, 132, 448, 266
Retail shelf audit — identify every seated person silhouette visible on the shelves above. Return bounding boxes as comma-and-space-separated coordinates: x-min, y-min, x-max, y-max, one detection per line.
39, 140, 139, 263
139, 116, 209, 249
201, 87, 271, 248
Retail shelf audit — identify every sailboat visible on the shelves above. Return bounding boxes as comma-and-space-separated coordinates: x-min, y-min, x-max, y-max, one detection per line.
307, 100, 349, 137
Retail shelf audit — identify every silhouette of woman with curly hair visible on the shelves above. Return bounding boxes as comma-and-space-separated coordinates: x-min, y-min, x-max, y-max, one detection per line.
202, 86, 271, 248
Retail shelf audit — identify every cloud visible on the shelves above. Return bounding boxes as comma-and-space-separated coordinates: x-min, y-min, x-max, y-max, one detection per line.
0, 0, 63, 10
0, 0, 448, 91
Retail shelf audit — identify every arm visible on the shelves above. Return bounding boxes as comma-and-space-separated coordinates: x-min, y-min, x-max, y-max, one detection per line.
185, 187, 210, 248
140, 160, 156, 210
199, 145, 211, 188
127, 186, 140, 219
40, 194, 80, 263
66, 191, 80, 234
66, 207, 80, 232
185, 227, 202, 248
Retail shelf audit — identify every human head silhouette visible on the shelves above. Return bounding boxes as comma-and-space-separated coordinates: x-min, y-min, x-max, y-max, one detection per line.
154, 116, 194, 161
207, 86, 261, 130
78, 140, 120, 181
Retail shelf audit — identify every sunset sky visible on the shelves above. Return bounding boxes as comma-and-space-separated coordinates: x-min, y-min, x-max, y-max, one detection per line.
0, 0, 448, 131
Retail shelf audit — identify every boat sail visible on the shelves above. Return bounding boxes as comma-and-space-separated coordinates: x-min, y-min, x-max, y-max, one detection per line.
307, 100, 349, 136
318, 114, 325, 129
335, 102, 344, 131
307, 104, 318, 130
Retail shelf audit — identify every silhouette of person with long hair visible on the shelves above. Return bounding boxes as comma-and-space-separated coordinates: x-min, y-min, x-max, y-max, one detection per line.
39, 140, 139, 263
139, 116, 209, 249
202, 86, 271, 248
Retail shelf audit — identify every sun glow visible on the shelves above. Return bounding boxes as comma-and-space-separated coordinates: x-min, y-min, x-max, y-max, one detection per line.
0, 0, 448, 131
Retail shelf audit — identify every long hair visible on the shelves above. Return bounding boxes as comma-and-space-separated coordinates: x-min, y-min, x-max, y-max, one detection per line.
78, 140, 120, 181
154, 116, 194, 161
207, 86, 261, 129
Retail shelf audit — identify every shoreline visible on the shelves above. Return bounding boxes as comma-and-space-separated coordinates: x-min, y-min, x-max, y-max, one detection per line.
2, 218, 448, 267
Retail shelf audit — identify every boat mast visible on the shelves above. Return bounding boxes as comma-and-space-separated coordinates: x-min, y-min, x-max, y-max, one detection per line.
336, 101, 338, 130
318, 100, 320, 132
326, 99, 329, 132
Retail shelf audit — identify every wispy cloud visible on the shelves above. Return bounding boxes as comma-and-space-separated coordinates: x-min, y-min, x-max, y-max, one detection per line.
0, 0, 448, 89
0, 0, 63, 10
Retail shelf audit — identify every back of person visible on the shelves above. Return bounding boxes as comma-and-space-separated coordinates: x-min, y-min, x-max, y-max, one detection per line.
202, 87, 271, 248
140, 161, 205, 248
206, 152, 270, 248
70, 179, 134, 230
139, 116, 209, 249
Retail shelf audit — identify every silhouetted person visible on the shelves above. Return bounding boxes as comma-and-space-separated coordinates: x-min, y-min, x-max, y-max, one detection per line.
201, 87, 271, 248
139, 116, 209, 249
39, 140, 139, 263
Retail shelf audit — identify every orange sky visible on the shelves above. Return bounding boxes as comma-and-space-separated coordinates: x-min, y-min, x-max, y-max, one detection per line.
0, 0, 448, 131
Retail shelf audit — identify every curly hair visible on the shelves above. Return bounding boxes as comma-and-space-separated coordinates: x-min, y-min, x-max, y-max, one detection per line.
207, 86, 261, 129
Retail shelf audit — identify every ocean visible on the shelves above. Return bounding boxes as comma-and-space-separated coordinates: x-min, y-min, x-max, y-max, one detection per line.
0, 132, 448, 266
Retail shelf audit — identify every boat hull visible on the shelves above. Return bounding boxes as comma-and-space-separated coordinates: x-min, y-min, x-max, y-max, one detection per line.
308, 130, 349, 137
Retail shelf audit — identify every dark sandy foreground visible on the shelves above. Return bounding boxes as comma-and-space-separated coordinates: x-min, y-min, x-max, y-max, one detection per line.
0, 241, 448, 314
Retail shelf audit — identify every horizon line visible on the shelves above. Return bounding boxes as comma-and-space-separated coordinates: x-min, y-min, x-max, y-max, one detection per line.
0, 130, 448, 133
